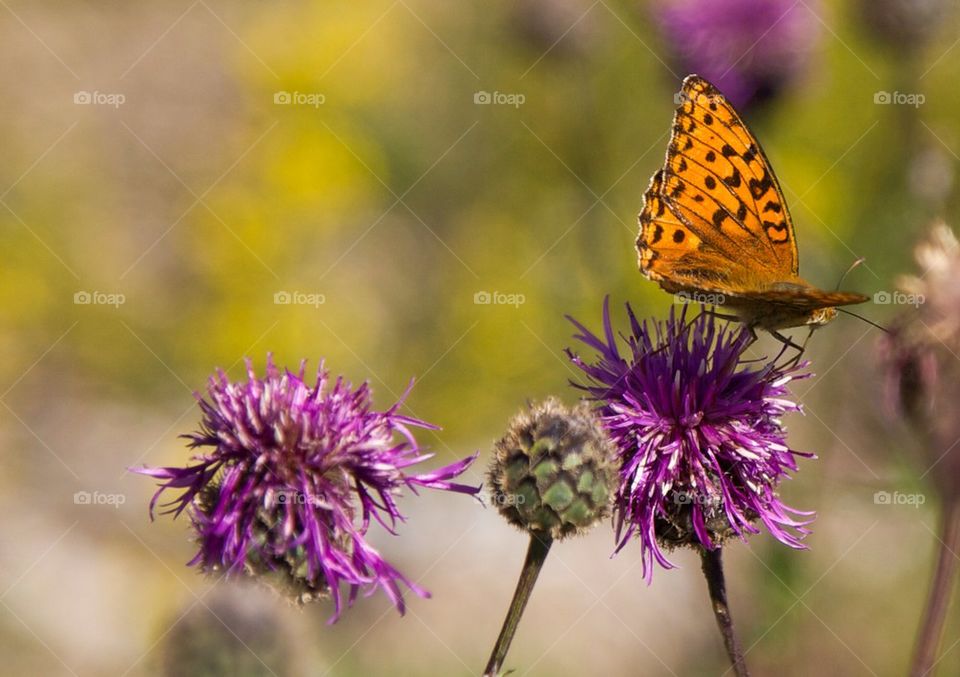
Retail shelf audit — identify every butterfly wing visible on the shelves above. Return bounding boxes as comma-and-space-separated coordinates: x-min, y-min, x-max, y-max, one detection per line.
637, 168, 755, 294
731, 285, 869, 309
637, 74, 800, 291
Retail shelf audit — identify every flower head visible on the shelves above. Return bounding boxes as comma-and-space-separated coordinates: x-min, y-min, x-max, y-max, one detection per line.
654, 0, 818, 110
134, 356, 479, 622
880, 221, 960, 498
566, 299, 813, 580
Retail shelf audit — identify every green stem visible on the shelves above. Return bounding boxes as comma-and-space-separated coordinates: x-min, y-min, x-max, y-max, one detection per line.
483, 532, 553, 677
911, 497, 960, 676
700, 547, 750, 677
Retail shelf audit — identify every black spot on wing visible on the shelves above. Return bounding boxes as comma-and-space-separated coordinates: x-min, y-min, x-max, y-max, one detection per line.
763, 220, 789, 243
672, 229, 685, 243
749, 171, 773, 199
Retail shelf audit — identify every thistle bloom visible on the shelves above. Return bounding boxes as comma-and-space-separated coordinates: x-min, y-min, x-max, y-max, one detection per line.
134, 357, 479, 622
567, 299, 813, 580
653, 0, 818, 110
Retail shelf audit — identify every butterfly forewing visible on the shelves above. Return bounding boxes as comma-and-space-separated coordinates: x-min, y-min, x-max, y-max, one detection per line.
636, 74, 868, 329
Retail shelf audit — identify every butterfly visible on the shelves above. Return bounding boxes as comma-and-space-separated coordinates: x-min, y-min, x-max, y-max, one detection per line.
636, 74, 868, 348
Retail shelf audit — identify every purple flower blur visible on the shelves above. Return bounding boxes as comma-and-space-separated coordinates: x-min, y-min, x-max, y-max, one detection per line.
654, 0, 819, 110
133, 356, 479, 622
566, 299, 814, 581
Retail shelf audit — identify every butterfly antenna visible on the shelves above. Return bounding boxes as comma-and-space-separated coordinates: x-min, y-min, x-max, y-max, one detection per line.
837, 308, 890, 334
835, 257, 866, 290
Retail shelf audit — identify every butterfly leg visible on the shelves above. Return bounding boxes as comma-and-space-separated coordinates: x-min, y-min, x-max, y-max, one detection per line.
770, 329, 809, 368
699, 307, 741, 323
784, 327, 816, 368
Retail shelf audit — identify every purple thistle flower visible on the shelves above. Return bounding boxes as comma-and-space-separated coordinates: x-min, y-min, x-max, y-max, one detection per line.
133, 356, 479, 622
566, 299, 814, 581
653, 0, 819, 110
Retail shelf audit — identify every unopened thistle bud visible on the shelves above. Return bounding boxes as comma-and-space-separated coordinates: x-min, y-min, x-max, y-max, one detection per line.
488, 398, 618, 540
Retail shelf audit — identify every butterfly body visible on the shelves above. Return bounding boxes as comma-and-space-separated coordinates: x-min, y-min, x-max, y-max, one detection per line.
637, 75, 868, 334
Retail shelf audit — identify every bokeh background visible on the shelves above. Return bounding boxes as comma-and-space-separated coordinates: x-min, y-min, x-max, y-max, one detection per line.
1, 0, 958, 675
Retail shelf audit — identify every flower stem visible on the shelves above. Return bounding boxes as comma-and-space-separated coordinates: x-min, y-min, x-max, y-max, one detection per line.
700, 547, 750, 677
911, 497, 960, 676
483, 532, 553, 677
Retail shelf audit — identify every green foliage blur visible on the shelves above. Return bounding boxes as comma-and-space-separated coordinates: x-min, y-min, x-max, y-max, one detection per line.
3, 1, 960, 675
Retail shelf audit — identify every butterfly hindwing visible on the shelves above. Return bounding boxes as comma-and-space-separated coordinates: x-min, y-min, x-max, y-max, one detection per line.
637, 169, 749, 294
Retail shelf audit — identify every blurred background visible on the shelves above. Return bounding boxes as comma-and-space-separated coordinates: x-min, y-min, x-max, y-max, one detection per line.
0, 0, 958, 674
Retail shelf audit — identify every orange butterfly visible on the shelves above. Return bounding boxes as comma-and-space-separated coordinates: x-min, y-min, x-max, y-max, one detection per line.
636, 75, 868, 347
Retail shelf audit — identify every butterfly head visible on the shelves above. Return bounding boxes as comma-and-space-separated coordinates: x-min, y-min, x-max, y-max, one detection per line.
806, 307, 837, 327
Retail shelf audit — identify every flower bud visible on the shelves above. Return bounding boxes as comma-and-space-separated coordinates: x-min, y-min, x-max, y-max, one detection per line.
488, 398, 618, 540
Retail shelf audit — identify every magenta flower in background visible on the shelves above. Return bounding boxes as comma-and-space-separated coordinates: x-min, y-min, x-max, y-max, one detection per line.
134, 356, 479, 622
566, 300, 814, 581
653, 0, 819, 110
